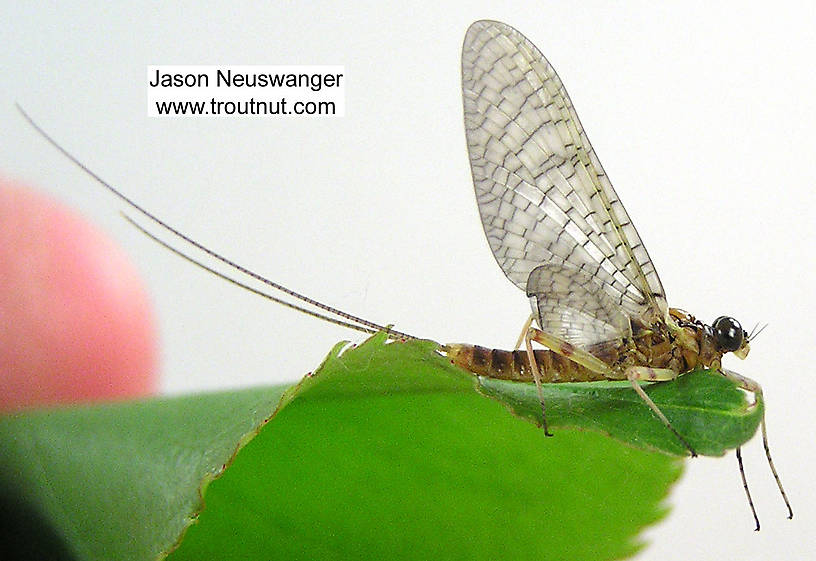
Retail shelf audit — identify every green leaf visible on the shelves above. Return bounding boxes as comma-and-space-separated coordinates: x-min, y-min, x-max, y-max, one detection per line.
1, 332, 764, 560
0, 386, 288, 561
479, 367, 763, 456
170, 334, 682, 560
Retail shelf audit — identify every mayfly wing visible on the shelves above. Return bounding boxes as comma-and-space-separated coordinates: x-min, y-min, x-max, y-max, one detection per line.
461, 20, 668, 346
526, 264, 631, 348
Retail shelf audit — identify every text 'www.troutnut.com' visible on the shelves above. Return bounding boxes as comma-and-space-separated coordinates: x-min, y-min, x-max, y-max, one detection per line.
147, 66, 345, 118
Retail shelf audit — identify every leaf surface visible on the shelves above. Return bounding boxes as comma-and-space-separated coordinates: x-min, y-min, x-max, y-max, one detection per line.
0, 332, 764, 560
479, 367, 763, 456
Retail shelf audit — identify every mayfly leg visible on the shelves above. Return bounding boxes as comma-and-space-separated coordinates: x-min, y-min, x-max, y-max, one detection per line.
527, 328, 611, 373
522, 330, 553, 436
721, 368, 794, 526
521, 324, 611, 438
624, 366, 696, 457
524, 326, 697, 456
735, 448, 760, 531
514, 313, 535, 351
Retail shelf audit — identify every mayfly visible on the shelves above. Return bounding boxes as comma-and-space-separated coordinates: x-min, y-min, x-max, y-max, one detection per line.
18, 20, 792, 530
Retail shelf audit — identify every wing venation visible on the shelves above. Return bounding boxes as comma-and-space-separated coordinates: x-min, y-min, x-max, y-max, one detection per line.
462, 20, 668, 330
527, 264, 632, 348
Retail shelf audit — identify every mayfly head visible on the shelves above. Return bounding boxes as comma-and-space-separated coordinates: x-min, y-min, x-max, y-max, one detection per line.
712, 316, 750, 359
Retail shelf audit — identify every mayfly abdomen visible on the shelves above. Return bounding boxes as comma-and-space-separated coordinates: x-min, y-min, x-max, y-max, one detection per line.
444, 344, 610, 383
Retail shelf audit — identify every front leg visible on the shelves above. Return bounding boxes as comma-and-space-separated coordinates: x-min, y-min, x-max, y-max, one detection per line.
719, 367, 759, 403
721, 369, 793, 523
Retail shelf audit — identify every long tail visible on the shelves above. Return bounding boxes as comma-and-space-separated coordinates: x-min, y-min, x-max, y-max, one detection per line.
17, 104, 417, 341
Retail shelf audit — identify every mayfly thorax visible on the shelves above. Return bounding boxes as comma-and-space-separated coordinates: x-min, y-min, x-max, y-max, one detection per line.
18, 20, 792, 531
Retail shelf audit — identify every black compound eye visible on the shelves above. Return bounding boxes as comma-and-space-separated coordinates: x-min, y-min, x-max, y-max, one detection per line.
712, 316, 744, 352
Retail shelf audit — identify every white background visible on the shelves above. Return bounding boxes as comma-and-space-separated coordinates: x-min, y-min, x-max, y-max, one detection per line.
1, 2, 813, 559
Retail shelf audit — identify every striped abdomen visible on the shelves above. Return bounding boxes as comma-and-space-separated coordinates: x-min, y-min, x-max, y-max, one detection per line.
443, 344, 609, 383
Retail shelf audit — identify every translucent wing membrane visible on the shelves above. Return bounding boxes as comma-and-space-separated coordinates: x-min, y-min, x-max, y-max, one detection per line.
461, 20, 668, 336
527, 264, 631, 348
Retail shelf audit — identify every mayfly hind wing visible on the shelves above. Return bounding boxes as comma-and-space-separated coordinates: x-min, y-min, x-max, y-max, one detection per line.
461, 20, 668, 338
526, 264, 631, 349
